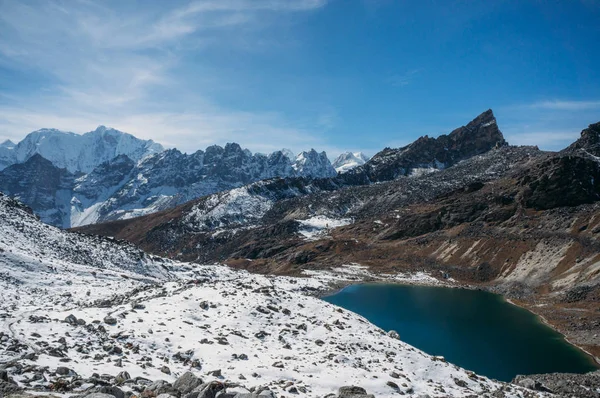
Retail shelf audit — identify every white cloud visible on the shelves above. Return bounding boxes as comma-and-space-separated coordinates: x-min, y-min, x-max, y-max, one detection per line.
387, 68, 422, 87
0, 0, 339, 156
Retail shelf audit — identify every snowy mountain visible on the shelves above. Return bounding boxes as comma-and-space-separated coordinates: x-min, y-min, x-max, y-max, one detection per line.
0, 193, 546, 398
332, 151, 369, 173
0, 110, 502, 228
0, 126, 164, 173
0, 139, 16, 170
0, 139, 339, 227
293, 149, 337, 178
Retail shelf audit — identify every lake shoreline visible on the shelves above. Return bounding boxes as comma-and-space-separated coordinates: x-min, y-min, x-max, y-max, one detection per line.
311, 270, 600, 373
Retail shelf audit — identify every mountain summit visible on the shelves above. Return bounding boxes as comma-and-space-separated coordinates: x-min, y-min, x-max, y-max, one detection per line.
332, 151, 369, 173
0, 126, 163, 173
342, 109, 507, 184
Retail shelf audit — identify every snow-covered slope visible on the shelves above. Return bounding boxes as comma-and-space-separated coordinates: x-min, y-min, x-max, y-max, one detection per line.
332, 152, 369, 173
1, 126, 164, 173
0, 194, 544, 398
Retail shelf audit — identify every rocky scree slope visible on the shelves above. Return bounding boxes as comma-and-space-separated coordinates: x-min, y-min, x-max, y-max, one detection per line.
0, 194, 546, 398
0, 141, 337, 228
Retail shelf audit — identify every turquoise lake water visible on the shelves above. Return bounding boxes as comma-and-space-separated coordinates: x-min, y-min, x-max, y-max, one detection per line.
323, 284, 598, 381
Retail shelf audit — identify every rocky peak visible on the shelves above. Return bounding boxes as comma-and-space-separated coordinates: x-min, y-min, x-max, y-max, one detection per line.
342, 109, 508, 184
563, 121, 600, 157
294, 149, 337, 178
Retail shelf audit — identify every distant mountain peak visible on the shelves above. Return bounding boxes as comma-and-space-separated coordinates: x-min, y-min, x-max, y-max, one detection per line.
1, 139, 15, 149
340, 110, 508, 183
332, 151, 370, 173
0, 127, 164, 173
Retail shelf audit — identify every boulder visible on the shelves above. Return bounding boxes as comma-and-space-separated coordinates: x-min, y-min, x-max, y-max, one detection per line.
97, 386, 125, 398
173, 372, 203, 395
115, 371, 131, 384
338, 386, 374, 398
187, 381, 224, 398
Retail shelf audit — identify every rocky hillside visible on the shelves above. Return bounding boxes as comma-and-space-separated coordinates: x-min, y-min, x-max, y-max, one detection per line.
75, 121, 600, 362
0, 193, 547, 398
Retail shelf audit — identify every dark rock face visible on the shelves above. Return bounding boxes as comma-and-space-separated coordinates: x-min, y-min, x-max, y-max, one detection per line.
0, 154, 74, 227
341, 109, 507, 184
563, 122, 600, 157
519, 155, 600, 210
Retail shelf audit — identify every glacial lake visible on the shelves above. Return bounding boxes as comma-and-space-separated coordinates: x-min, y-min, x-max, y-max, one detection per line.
323, 284, 598, 381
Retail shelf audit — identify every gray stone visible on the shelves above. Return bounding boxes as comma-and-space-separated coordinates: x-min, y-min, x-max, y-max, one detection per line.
173, 371, 203, 394
84, 394, 116, 398
187, 381, 224, 398
97, 385, 125, 398
103, 316, 117, 325
56, 366, 73, 376
337, 386, 374, 398
115, 371, 131, 384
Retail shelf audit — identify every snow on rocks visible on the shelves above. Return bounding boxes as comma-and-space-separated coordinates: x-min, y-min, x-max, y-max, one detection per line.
0, 195, 547, 397
297, 216, 353, 241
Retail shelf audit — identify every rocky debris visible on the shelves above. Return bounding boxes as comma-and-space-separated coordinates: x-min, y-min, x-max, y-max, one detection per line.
172, 372, 203, 395
513, 371, 600, 397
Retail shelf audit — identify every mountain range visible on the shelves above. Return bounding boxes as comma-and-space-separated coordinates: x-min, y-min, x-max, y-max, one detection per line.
0, 128, 343, 228
71, 112, 600, 364
1, 109, 600, 396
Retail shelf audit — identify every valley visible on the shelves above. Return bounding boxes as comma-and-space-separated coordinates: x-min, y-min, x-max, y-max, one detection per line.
2, 111, 600, 397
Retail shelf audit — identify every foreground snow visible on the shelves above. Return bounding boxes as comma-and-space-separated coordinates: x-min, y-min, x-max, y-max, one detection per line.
0, 194, 543, 397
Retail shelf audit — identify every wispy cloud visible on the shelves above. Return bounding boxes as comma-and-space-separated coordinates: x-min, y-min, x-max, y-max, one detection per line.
387, 68, 422, 87
526, 100, 600, 111
0, 0, 336, 155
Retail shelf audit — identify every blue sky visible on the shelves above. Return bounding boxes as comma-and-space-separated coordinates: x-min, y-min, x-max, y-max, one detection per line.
1, 0, 599, 157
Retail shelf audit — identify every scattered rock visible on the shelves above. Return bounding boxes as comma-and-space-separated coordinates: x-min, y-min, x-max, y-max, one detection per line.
173, 372, 203, 394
